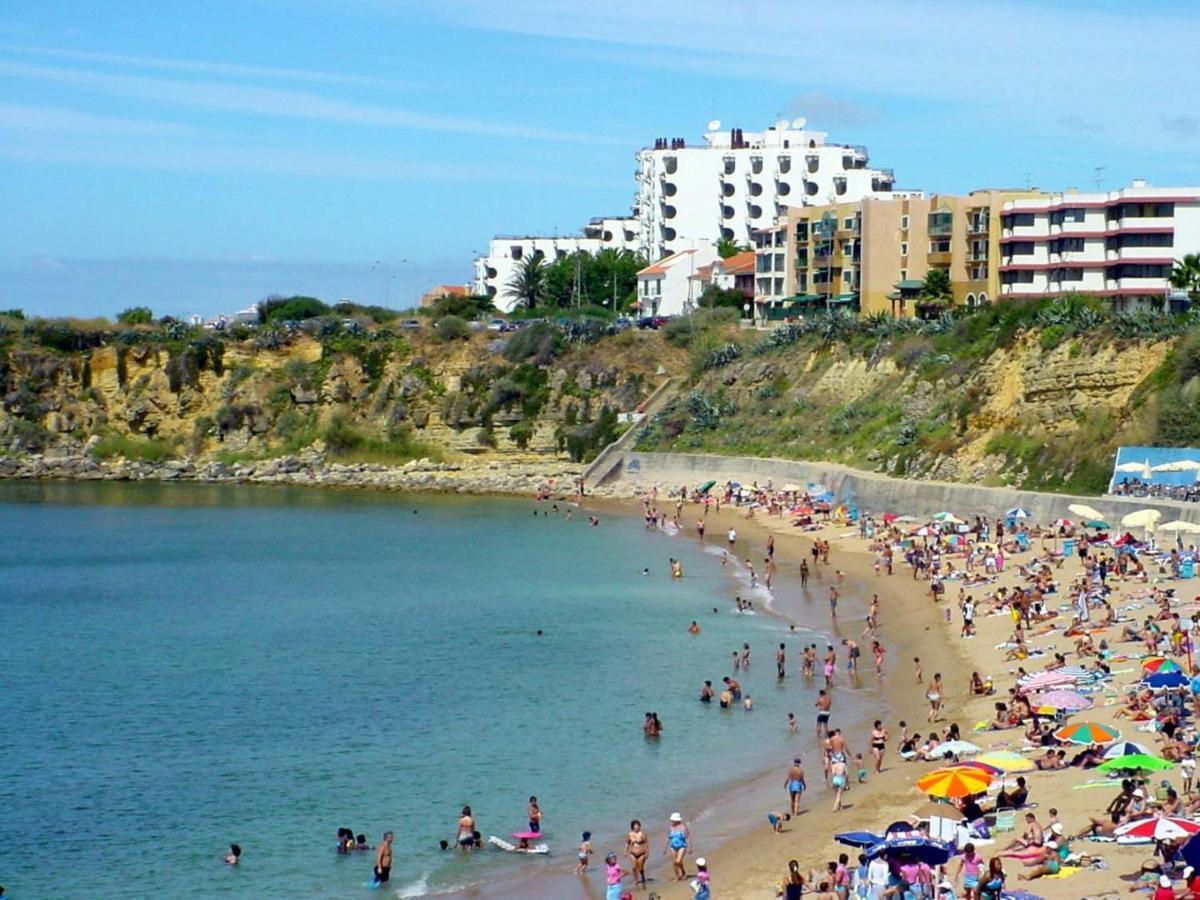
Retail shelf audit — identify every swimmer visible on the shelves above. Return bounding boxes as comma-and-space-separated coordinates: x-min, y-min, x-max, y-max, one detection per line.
689, 620, 700, 635
225, 843, 241, 865
788, 712, 797, 734
373, 832, 394, 885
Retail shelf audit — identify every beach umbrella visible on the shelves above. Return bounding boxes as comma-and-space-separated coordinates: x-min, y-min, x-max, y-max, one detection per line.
926, 740, 981, 759
1086, 520, 1111, 530
881, 512, 899, 524
1054, 721, 1121, 745
1096, 753, 1174, 774
912, 526, 932, 537
1102, 741, 1154, 759
1051, 517, 1073, 529
1159, 520, 1200, 534
1006, 507, 1031, 519
1146, 670, 1189, 689
911, 801, 965, 821
780, 483, 803, 493
1069, 503, 1105, 521
1122, 509, 1162, 532
1115, 459, 1153, 479
1115, 816, 1200, 844
1152, 460, 1200, 473
1143, 657, 1183, 675
1179, 831, 1200, 869
933, 512, 964, 524
915, 766, 994, 798
1019, 671, 1076, 690
835, 831, 883, 848
975, 751, 1036, 773
896, 515, 919, 523
865, 832, 956, 866
1033, 689, 1093, 711
952, 761, 1004, 776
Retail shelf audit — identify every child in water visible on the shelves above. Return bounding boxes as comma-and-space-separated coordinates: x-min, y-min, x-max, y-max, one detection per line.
576, 831, 593, 874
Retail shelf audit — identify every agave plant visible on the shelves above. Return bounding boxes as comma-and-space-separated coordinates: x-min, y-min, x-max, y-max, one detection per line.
702, 342, 743, 370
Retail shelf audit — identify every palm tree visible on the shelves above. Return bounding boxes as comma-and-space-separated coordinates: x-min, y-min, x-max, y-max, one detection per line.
506, 255, 548, 310
716, 237, 748, 259
920, 268, 953, 303
1170, 253, 1200, 298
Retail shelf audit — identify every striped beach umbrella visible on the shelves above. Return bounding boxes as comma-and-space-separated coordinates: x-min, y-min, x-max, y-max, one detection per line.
1146, 671, 1189, 689
1033, 689, 1093, 711
1103, 741, 1154, 759
1054, 722, 1121, 745
1115, 816, 1200, 844
1019, 671, 1076, 690
926, 740, 981, 759
974, 751, 1036, 773
952, 761, 1004, 776
915, 766, 994, 798
1142, 657, 1175, 672
1096, 753, 1174, 774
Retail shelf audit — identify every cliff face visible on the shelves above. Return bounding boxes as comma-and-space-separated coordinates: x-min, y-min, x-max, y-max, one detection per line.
636, 329, 1180, 495
0, 328, 679, 470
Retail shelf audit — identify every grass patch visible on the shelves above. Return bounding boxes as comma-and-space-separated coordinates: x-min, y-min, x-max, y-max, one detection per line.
90, 430, 178, 462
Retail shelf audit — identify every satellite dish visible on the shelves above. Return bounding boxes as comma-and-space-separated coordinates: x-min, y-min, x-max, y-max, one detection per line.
776, 119, 789, 131
707, 119, 721, 131
792, 117, 807, 129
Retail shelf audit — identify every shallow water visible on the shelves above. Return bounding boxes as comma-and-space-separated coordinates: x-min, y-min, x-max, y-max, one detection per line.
0, 482, 872, 898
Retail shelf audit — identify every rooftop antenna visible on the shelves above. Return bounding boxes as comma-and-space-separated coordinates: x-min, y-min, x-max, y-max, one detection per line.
1093, 166, 1106, 193
1022, 171, 1032, 190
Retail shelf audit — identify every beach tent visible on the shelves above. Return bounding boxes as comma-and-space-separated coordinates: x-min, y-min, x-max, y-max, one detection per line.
1069, 503, 1104, 521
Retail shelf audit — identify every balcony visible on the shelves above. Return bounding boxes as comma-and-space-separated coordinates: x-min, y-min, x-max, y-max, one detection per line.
749, 181, 763, 197
928, 214, 954, 237
872, 169, 895, 191
778, 156, 792, 174
967, 216, 990, 235
806, 152, 819, 174
842, 145, 869, 169
833, 176, 847, 196
928, 251, 953, 266
722, 157, 735, 176
663, 157, 677, 175
750, 156, 764, 175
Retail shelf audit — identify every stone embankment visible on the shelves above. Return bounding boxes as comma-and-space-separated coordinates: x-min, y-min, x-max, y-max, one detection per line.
0, 447, 589, 497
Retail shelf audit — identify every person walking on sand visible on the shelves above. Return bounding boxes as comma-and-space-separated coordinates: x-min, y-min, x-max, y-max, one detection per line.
626, 820, 649, 887
727, 527, 737, 546
603, 851, 629, 900
926, 673, 944, 722
830, 755, 849, 811
872, 640, 886, 676
372, 831, 393, 886
665, 812, 691, 881
800, 559, 810, 588
786, 758, 806, 815
914, 657, 924, 684
870, 720, 888, 773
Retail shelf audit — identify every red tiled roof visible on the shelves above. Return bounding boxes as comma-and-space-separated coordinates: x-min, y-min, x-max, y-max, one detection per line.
637, 249, 696, 277
718, 250, 756, 275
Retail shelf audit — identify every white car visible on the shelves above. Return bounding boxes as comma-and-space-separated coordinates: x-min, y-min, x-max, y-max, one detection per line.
486, 318, 507, 332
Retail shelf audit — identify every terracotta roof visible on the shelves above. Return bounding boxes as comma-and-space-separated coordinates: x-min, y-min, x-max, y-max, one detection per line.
689, 264, 715, 281
718, 250, 756, 275
637, 248, 696, 277
434, 285, 468, 296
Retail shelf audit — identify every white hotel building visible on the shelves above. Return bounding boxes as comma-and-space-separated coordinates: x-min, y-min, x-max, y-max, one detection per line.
999, 181, 1200, 307
473, 216, 639, 311
635, 119, 897, 262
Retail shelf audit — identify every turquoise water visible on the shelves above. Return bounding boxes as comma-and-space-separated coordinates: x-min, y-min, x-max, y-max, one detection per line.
0, 482, 861, 898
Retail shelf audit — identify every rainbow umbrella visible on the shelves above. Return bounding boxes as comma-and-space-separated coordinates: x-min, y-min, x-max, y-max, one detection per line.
1054, 722, 1121, 745
1096, 753, 1174, 774
915, 766, 994, 798
1115, 816, 1200, 844
1033, 689, 1093, 711
952, 761, 1004, 776
975, 751, 1036, 773
1143, 658, 1183, 675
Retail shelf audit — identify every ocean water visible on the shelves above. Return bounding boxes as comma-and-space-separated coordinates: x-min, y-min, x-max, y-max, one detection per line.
0, 482, 867, 899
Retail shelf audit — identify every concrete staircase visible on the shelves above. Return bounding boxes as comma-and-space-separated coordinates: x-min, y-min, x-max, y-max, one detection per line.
581, 377, 676, 491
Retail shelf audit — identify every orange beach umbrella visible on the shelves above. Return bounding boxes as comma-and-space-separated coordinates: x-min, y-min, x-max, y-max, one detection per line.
915, 766, 994, 799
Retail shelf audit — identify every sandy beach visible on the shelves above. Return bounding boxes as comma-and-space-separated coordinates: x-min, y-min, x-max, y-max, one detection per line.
574, 485, 1197, 900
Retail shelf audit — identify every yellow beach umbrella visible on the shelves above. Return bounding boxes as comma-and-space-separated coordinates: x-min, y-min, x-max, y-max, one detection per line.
1122, 509, 1162, 532
974, 751, 1036, 773
1159, 520, 1200, 534
915, 766, 994, 798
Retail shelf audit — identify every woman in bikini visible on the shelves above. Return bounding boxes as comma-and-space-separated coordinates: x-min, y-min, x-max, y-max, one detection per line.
625, 819, 649, 887
870, 720, 888, 773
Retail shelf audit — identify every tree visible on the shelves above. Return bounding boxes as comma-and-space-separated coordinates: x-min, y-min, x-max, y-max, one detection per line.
258, 296, 329, 323
919, 268, 953, 305
1170, 253, 1200, 298
116, 306, 153, 325
506, 255, 549, 310
698, 284, 747, 309
716, 237, 748, 259
540, 248, 646, 310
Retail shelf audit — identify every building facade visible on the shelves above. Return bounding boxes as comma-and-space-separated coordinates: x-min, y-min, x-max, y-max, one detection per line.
636, 119, 897, 263
635, 243, 721, 317
473, 216, 639, 311
998, 181, 1200, 308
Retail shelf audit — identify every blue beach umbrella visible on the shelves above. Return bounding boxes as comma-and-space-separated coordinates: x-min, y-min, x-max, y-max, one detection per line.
1006, 507, 1031, 519
865, 832, 955, 866
1146, 670, 1189, 689
835, 831, 882, 849
1182, 831, 1200, 870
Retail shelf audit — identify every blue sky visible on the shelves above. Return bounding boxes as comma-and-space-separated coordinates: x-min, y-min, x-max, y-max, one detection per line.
2, 0, 1198, 318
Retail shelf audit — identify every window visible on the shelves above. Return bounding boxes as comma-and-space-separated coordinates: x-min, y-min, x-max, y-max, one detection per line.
1001, 270, 1035, 285
774, 277, 784, 295
843, 270, 852, 283
929, 239, 951, 253
1007, 241, 1036, 256
1003, 212, 1036, 228
774, 253, 785, 271
900, 242, 908, 256
797, 275, 808, 292
843, 217, 854, 230
1051, 237, 1085, 253
1108, 233, 1174, 249
1051, 268, 1084, 283
900, 215, 909, 230
928, 211, 953, 235
511, 245, 523, 260
1051, 208, 1086, 225
757, 254, 771, 273
899, 269, 907, 280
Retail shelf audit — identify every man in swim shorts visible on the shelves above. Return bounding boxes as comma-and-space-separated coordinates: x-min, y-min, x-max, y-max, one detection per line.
786, 758, 806, 815
373, 831, 393, 884
815, 690, 832, 736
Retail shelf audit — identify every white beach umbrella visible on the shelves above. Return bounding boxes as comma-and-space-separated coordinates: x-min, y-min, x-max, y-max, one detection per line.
1159, 520, 1200, 534
1005, 507, 1031, 519
933, 512, 965, 525
927, 740, 981, 758
1068, 503, 1104, 521
1122, 509, 1163, 532
1151, 460, 1200, 473
1115, 460, 1153, 479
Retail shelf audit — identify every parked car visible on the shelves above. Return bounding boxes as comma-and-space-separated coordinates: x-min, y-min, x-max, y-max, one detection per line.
486, 318, 507, 332
636, 315, 669, 330
399, 319, 422, 330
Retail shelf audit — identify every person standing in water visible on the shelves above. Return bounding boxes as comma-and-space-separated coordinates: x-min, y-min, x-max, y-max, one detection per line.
815, 689, 832, 736
456, 807, 476, 848
776, 642, 787, 679
800, 559, 810, 588
527, 796, 542, 833
373, 832, 393, 885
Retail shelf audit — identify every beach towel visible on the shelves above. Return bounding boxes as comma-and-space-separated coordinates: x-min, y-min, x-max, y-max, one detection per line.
1043, 865, 1081, 879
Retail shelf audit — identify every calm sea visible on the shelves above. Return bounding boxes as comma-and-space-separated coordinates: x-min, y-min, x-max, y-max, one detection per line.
0, 482, 872, 898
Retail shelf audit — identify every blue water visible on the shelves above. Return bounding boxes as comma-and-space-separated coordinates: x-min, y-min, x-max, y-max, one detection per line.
0, 482, 860, 899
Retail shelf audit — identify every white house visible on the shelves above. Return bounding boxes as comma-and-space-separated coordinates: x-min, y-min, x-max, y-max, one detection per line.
635, 243, 721, 316
998, 180, 1200, 309
635, 118, 898, 261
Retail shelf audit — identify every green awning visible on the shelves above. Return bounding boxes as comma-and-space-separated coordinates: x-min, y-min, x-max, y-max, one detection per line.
828, 293, 858, 304
895, 279, 924, 290
886, 291, 902, 301
791, 293, 825, 303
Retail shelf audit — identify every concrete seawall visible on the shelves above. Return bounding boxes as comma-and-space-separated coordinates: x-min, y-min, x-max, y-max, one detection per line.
602, 450, 1200, 526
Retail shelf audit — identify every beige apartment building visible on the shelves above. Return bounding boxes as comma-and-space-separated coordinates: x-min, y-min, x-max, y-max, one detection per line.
757, 189, 1049, 318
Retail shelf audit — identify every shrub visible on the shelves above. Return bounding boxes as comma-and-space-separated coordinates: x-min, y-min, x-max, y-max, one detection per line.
116, 306, 153, 325
503, 322, 562, 364
434, 315, 471, 342
90, 431, 177, 462
259, 295, 329, 323
509, 419, 535, 450
1039, 324, 1068, 351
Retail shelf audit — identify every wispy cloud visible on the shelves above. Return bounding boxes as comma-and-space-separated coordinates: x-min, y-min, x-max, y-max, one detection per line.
786, 92, 878, 129
1, 43, 404, 88
1056, 114, 1100, 134
0, 60, 627, 145
1162, 115, 1199, 139
0, 102, 197, 137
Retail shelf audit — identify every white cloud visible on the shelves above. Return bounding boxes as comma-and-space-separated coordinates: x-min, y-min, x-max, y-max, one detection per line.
0, 60, 628, 145
0, 102, 197, 137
